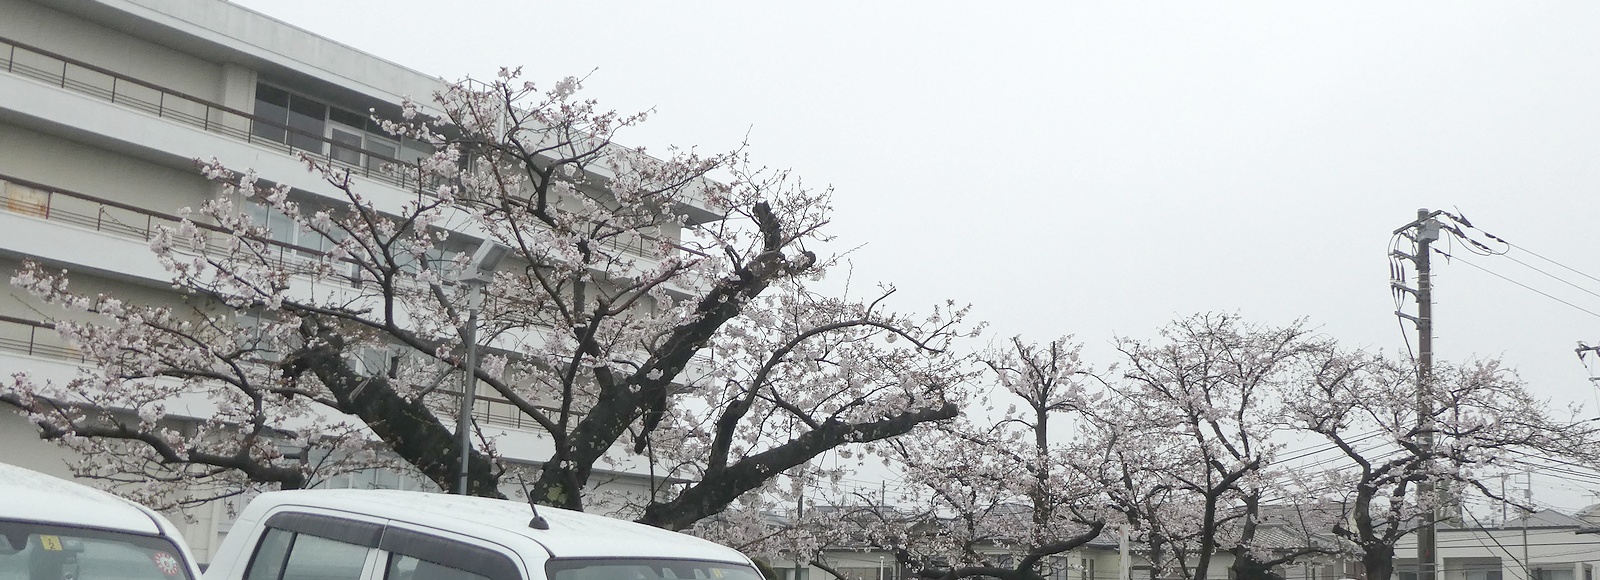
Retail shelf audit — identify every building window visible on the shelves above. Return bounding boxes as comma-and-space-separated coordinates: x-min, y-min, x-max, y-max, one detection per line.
251, 83, 427, 170
286, 95, 327, 153
243, 198, 343, 256
328, 107, 368, 166
318, 467, 430, 492
1534, 569, 1575, 580
251, 83, 330, 154
251, 84, 290, 144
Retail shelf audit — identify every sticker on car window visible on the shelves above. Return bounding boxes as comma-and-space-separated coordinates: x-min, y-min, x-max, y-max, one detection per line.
39, 535, 63, 551
153, 552, 182, 576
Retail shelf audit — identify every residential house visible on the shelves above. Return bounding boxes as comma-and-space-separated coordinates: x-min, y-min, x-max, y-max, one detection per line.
1394, 508, 1600, 580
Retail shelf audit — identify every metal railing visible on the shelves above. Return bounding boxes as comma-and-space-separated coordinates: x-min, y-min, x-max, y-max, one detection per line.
0, 173, 339, 276
0, 36, 696, 263
0, 175, 715, 372
0, 36, 686, 261
0, 35, 430, 193
472, 395, 554, 431
0, 312, 550, 432
0, 315, 82, 362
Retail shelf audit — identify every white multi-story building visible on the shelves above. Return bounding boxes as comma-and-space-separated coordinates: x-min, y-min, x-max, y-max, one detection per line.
0, 0, 704, 562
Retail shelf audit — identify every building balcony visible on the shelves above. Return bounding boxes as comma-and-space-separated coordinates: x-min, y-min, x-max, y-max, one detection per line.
0, 35, 434, 195
0, 34, 709, 264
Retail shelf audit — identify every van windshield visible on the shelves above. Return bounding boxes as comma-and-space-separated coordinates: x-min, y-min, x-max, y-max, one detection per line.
0, 520, 193, 580
546, 559, 762, 580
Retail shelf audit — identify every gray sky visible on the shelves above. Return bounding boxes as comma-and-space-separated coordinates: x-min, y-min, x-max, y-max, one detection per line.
232, 1, 1600, 510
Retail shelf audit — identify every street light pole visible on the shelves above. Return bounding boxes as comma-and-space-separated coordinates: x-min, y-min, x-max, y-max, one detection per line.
456, 240, 509, 495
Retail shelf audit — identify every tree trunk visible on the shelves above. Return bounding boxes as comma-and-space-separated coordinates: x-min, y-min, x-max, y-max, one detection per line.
1361, 543, 1394, 580
1147, 533, 1165, 580
1229, 552, 1286, 580
638, 404, 958, 530
290, 316, 502, 497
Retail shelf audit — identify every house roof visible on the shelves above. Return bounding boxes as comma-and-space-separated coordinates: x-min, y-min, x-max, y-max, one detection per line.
1499, 508, 1586, 529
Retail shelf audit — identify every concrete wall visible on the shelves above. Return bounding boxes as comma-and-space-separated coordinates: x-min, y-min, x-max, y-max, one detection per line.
121, 0, 448, 106
0, 0, 224, 102
0, 120, 215, 214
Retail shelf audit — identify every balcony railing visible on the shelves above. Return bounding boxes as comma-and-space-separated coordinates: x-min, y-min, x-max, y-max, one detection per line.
0, 173, 716, 368
0, 313, 550, 433
0, 35, 430, 193
0, 36, 688, 261
0, 315, 82, 362
0, 173, 339, 277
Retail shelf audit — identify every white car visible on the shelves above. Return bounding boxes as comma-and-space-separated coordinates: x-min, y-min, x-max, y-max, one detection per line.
0, 462, 201, 580
203, 489, 762, 580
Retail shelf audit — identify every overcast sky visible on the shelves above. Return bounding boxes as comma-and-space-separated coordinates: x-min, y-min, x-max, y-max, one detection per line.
231, 1, 1600, 510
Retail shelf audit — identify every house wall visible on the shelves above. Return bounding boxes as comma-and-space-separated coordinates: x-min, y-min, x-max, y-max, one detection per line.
1395, 527, 1600, 580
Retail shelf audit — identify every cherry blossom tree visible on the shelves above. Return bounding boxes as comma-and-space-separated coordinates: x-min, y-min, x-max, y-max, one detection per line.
808, 336, 1111, 580
1280, 352, 1600, 580
1091, 396, 1202, 580
1110, 313, 1338, 580
1, 70, 978, 528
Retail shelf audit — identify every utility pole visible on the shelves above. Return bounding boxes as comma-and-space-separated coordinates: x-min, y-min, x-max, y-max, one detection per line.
1577, 343, 1600, 384
1119, 525, 1132, 580
794, 470, 806, 580
1394, 208, 1441, 580
1522, 475, 1532, 580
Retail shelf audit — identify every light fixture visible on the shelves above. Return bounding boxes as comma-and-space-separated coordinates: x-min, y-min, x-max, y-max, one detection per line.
456, 238, 508, 495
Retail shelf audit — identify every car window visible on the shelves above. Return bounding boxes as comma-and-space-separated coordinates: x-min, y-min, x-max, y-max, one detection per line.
243, 529, 293, 580
375, 527, 516, 580
0, 520, 194, 580
280, 535, 368, 580
546, 560, 761, 580
243, 528, 369, 580
385, 554, 489, 580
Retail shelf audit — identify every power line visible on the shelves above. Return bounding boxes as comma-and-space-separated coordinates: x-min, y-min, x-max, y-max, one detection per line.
1506, 241, 1600, 289
1443, 249, 1600, 320
1497, 251, 1600, 303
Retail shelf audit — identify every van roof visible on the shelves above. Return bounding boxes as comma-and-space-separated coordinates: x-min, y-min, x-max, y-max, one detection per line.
249, 489, 751, 563
0, 462, 163, 534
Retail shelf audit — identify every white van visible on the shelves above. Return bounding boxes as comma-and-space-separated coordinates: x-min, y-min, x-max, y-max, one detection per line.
0, 462, 202, 580
203, 490, 762, 580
